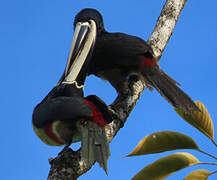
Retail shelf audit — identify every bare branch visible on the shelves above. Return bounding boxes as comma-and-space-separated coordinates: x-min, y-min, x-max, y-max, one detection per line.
48, 0, 187, 179
148, 0, 187, 59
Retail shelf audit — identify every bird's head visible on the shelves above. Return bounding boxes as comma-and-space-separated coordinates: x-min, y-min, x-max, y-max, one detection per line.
74, 8, 105, 34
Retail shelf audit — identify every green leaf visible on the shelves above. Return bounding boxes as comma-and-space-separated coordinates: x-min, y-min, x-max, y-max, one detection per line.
175, 101, 214, 140
126, 131, 198, 157
184, 169, 211, 180
132, 152, 200, 180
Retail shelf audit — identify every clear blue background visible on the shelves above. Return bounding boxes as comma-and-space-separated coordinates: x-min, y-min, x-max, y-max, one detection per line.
1, 0, 217, 179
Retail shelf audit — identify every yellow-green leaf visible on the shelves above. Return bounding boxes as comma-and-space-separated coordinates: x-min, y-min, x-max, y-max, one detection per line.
132, 152, 200, 180
184, 169, 211, 180
126, 131, 198, 157
175, 101, 214, 140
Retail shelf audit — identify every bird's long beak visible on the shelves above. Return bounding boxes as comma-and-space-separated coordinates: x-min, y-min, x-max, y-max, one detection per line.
57, 20, 96, 87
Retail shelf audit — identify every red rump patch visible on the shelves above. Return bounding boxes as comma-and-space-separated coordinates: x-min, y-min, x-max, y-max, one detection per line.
140, 58, 155, 68
44, 122, 65, 145
82, 99, 106, 128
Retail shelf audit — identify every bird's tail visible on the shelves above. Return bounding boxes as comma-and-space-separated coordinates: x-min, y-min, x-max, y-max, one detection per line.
79, 121, 110, 175
143, 67, 199, 113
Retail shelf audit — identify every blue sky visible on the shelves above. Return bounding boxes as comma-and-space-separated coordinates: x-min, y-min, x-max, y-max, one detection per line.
1, 0, 217, 179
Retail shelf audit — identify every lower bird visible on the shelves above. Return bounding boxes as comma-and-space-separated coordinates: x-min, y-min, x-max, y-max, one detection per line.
32, 20, 111, 173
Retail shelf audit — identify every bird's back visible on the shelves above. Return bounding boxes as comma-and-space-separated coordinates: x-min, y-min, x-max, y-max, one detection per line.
89, 32, 154, 74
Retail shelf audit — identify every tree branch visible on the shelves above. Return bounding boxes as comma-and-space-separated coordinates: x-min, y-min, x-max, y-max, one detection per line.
48, 0, 187, 179
148, 0, 187, 59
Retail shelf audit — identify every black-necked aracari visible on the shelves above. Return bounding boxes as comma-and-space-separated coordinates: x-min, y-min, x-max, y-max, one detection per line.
32, 19, 111, 174
73, 8, 199, 113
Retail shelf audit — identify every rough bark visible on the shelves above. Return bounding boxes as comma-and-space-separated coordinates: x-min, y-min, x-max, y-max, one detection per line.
48, 0, 187, 179
148, 0, 187, 59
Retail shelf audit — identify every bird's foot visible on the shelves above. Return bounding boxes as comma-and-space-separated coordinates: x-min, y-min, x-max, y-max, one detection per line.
58, 143, 71, 155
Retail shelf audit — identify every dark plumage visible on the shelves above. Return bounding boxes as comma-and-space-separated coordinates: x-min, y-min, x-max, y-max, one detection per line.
32, 18, 112, 173
74, 8, 199, 113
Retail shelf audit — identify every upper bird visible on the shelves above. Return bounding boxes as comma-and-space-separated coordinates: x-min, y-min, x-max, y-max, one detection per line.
72, 8, 199, 113
32, 18, 111, 174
